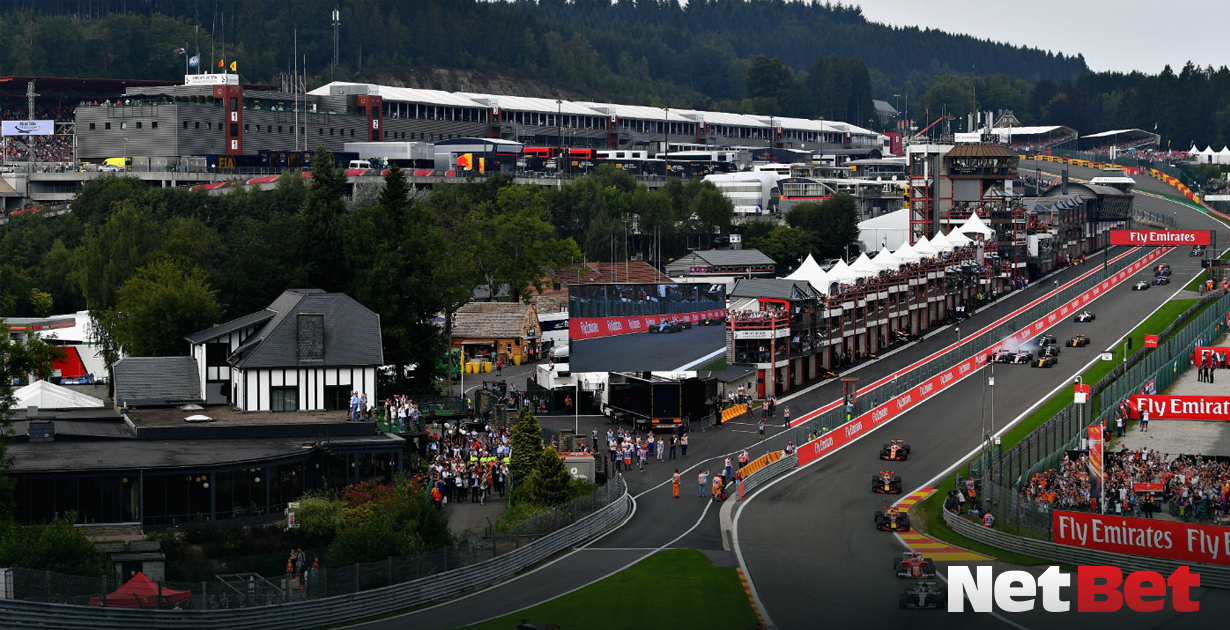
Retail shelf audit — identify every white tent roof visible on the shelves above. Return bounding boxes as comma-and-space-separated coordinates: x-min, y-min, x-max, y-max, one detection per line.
912, 235, 938, 257
947, 228, 973, 247
848, 252, 879, 278
873, 246, 900, 269
1203, 146, 1217, 155
1220, 147, 1230, 155
1189, 145, 1201, 155
930, 230, 954, 252
12, 380, 105, 410
825, 259, 859, 285
893, 241, 921, 263
959, 213, 995, 238
786, 254, 830, 293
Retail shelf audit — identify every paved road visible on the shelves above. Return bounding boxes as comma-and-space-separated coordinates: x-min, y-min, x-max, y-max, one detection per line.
571, 324, 726, 372
736, 162, 1230, 629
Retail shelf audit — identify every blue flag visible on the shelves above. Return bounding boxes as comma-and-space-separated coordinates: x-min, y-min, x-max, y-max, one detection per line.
188, 54, 200, 68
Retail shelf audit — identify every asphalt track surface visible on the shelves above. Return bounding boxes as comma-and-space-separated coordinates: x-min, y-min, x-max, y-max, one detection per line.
736, 162, 1230, 630
347, 166, 1228, 630
571, 324, 726, 372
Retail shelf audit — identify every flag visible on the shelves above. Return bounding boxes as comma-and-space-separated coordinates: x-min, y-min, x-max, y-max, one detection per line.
218, 59, 225, 69
188, 54, 200, 68
229, 61, 238, 72
174, 47, 186, 56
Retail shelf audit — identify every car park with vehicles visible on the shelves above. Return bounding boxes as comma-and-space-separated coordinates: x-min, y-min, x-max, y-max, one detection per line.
1073, 310, 1096, 322
1067, 334, 1091, 347
880, 439, 910, 460
899, 581, 946, 609
1133, 280, 1150, 291
894, 552, 937, 579
875, 506, 911, 531
872, 470, 903, 494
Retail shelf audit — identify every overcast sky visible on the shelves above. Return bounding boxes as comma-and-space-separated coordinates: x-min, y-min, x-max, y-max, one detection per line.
853, 0, 1228, 75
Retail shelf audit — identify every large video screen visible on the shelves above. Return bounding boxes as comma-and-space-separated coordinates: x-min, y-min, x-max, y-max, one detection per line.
568, 283, 727, 372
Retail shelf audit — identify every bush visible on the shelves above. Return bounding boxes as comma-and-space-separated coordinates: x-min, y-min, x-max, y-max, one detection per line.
0, 516, 109, 576
294, 495, 345, 540
527, 446, 572, 507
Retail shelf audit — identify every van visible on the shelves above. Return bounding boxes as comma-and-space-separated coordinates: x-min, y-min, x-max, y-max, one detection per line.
348, 159, 371, 169
550, 345, 570, 362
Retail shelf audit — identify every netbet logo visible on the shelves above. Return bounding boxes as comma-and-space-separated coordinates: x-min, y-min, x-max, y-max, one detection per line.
948, 566, 1200, 612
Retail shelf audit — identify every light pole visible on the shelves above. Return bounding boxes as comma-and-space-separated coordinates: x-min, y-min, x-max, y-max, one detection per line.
662, 107, 670, 158
556, 99, 563, 176
574, 382, 580, 435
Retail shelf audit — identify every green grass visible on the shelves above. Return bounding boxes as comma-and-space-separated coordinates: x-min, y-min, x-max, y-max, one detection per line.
915, 297, 1202, 553
451, 549, 760, 630
700, 357, 727, 371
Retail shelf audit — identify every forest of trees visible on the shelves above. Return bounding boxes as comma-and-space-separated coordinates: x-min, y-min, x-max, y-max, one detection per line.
2, 1, 1227, 145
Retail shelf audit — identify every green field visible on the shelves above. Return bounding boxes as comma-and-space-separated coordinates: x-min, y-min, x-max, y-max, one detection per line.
453, 549, 760, 630
700, 357, 727, 371
916, 297, 1200, 550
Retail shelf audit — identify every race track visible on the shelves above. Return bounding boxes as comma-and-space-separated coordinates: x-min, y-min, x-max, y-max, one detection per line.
571, 324, 726, 372
736, 162, 1230, 629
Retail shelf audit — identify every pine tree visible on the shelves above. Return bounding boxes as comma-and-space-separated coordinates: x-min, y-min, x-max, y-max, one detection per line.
527, 446, 573, 508
509, 410, 544, 487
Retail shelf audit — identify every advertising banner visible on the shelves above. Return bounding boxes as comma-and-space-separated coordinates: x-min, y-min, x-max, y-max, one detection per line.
1, 120, 53, 136
569, 310, 726, 341
1109, 230, 1211, 246
1134, 482, 1164, 493
1145, 334, 1159, 348
1129, 394, 1230, 421
1087, 425, 1103, 482
1054, 510, 1230, 566
1195, 346, 1230, 365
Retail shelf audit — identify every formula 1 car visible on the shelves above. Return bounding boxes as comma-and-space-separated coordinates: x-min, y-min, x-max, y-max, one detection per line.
1033, 334, 1058, 347
1008, 350, 1033, 364
894, 552, 937, 579
1039, 344, 1060, 357
1153, 276, 1170, 286
1033, 354, 1058, 368
899, 581, 946, 609
1132, 281, 1150, 291
875, 505, 911, 532
1155, 264, 1172, 276
697, 315, 726, 326
894, 330, 922, 343
873, 470, 903, 494
988, 349, 1010, 363
880, 439, 911, 461
648, 320, 688, 333
1073, 310, 1096, 323
1067, 334, 1091, 347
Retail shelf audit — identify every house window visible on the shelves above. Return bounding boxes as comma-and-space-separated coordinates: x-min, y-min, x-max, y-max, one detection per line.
270, 386, 298, 412
205, 343, 230, 367
89, 123, 95, 130
104, 122, 111, 130
324, 385, 350, 411
151, 121, 158, 129
120, 122, 127, 130
135, 122, 142, 129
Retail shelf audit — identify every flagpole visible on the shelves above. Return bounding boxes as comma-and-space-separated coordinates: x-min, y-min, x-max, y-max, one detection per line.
294, 26, 299, 153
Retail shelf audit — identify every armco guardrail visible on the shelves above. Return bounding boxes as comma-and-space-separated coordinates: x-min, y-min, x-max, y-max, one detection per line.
0, 476, 631, 630
943, 508, 1230, 589
739, 452, 797, 498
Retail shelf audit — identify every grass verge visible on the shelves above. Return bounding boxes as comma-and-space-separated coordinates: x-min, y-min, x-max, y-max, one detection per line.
701, 357, 727, 371
915, 297, 1201, 555
451, 549, 760, 630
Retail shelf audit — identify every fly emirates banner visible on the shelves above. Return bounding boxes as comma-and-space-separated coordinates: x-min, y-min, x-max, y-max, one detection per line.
1129, 394, 1230, 421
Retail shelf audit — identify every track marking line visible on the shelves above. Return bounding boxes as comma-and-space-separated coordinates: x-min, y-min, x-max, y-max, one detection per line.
737, 567, 768, 627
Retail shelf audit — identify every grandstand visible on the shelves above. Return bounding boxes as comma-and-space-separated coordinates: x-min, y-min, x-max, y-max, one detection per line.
1079, 128, 1161, 152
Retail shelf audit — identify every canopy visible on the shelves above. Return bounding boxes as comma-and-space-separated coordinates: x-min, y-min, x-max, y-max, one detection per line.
947, 228, 972, 247
785, 254, 830, 293
930, 230, 954, 253
856, 207, 910, 251
1188, 145, 1200, 155
893, 241, 921, 263
958, 213, 995, 238
872, 246, 900, 270
12, 380, 105, 410
912, 235, 938, 257
825, 258, 858, 286
88, 573, 193, 608
848, 252, 879, 278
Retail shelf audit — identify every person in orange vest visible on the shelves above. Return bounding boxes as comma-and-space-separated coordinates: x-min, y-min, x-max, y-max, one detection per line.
672, 470, 680, 498
965, 477, 976, 500
983, 511, 994, 528
712, 474, 724, 501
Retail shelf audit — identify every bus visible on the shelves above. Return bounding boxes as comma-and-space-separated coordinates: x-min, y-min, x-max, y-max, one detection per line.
664, 150, 746, 176
704, 171, 783, 215
778, 177, 837, 212
596, 149, 665, 176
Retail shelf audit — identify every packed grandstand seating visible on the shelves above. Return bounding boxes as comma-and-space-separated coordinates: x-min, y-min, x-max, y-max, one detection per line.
2, 103, 75, 163
1022, 448, 1230, 522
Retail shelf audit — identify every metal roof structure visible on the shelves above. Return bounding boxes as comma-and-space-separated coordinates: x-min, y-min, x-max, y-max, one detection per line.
112, 356, 202, 407
224, 289, 383, 370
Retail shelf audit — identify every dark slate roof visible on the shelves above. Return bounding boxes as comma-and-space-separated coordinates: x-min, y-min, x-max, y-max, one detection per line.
227, 289, 383, 369
729, 278, 818, 300
452, 302, 536, 339
691, 249, 776, 267
184, 308, 275, 344
112, 357, 202, 407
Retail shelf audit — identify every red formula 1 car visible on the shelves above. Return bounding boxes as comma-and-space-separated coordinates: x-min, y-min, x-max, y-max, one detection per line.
894, 551, 937, 579
873, 470, 903, 494
875, 505, 912, 532
880, 439, 911, 461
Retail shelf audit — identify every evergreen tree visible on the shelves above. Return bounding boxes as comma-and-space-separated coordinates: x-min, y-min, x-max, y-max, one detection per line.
527, 446, 573, 508
301, 147, 348, 290
509, 410, 544, 487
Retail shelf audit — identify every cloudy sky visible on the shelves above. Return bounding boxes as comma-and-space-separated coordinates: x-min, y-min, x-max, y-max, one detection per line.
853, 0, 1228, 75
